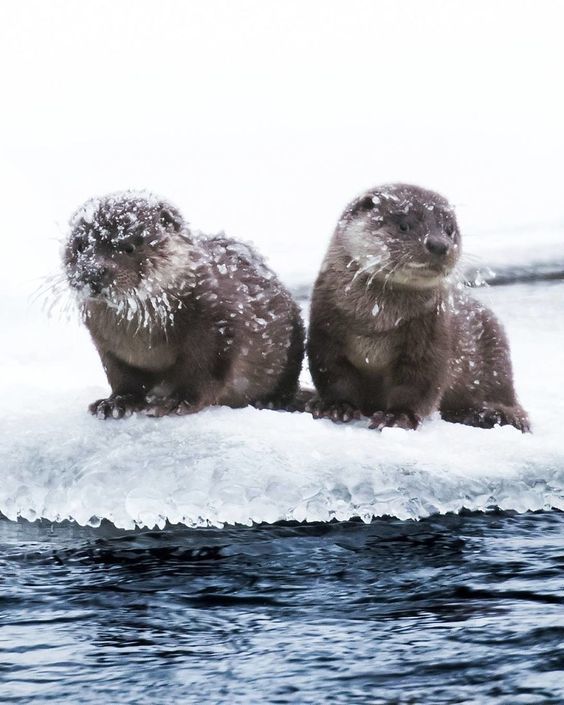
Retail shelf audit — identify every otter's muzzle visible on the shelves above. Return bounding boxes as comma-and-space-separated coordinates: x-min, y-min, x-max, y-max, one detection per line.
74, 261, 116, 295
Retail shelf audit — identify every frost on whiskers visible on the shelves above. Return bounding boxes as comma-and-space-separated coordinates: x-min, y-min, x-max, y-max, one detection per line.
32, 268, 80, 322
56, 190, 286, 337
59, 190, 193, 331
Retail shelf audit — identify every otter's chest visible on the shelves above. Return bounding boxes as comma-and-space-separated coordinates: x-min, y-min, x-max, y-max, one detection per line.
88, 316, 178, 371
112, 331, 177, 370
344, 330, 398, 374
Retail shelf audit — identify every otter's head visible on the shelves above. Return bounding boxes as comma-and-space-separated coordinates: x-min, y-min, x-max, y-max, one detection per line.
336, 183, 461, 289
64, 191, 187, 299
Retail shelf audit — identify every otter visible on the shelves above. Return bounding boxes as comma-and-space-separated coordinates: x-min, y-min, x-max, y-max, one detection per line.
64, 191, 304, 419
306, 183, 530, 432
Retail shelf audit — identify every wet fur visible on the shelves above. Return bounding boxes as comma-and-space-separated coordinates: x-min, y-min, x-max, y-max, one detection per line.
307, 184, 529, 431
65, 193, 304, 418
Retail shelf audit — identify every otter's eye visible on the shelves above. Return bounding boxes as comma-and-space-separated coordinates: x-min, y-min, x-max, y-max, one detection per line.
399, 223, 410, 233
445, 225, 455, 238
75, 238, 86, 253
122, 242, 135, 254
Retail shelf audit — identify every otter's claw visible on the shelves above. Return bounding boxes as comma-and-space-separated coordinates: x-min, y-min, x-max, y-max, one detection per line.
88, 395, 141, 420
305, 398, 362, 423
369, 410, 421, 431
143, 397, 203, 417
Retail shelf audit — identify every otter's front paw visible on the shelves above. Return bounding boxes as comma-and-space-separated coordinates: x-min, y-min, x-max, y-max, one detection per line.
504, 408, 531, 433
442, 405, 531, 433
305, 398, 362, 423
369, 410, 421, 431
89, 394, 141, 420
143, 397, 204, 417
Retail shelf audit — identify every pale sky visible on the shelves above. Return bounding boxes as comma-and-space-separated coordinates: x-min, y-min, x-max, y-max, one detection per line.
1, 0, 563, 289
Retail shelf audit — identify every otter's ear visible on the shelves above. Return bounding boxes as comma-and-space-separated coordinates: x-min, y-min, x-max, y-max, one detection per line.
351, 194, 377, 214
159, 206, 183, 232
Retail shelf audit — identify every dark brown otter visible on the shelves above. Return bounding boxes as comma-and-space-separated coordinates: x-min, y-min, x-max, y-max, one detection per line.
64, 191, 304, 419
307, 183, 530, 431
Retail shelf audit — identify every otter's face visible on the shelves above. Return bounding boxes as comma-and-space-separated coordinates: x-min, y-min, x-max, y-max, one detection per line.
338, 184, 461, 288
64, 194, 185, 299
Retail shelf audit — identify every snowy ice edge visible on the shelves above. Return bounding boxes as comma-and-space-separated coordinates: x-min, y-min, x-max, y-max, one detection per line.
2, 406, 563, 531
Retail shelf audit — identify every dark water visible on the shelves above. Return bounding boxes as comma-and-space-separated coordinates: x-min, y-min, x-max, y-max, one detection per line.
1, 513, 563, 704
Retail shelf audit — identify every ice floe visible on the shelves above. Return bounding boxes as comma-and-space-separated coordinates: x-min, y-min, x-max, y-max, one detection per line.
1, 278, 563, 529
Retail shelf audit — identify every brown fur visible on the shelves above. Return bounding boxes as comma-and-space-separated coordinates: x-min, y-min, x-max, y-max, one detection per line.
307, 183, 530, 431
64, 191, 304, 419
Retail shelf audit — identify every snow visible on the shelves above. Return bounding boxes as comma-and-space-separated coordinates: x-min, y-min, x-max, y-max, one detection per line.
1, 278, 562, 530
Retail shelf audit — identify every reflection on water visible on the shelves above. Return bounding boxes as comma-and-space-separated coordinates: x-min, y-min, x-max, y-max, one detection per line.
1, 511, 563, 704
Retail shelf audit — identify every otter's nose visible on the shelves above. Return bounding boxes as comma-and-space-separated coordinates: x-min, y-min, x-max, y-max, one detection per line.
425, 238, 449, 257
83, 263, 113, 292
88, 264, 109, 282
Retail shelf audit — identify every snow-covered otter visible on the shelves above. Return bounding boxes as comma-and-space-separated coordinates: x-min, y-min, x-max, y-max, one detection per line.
64, 191, 304, 419
307, 183, 530, 432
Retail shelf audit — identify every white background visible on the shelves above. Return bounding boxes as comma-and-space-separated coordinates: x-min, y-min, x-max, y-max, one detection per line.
1, 0, 563, 291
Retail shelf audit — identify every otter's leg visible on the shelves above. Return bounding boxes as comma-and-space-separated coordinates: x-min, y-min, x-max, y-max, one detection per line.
369, 321, 448, 430
252, 312, 306, 412
143, 326, 241, 417
441, 308, 530, 433
306, 328, 367, 423
90, 351, 153, 419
